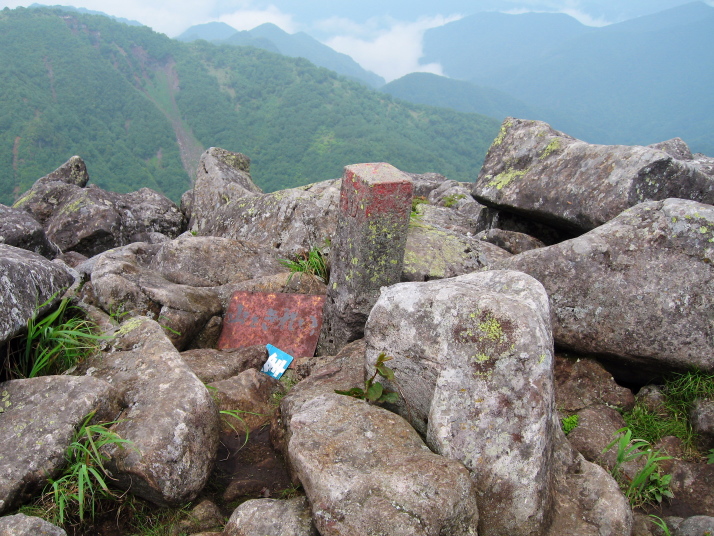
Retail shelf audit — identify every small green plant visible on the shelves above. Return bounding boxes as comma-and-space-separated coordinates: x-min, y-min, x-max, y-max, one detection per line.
43, 414, 133, 525
623, 370, 714, 458
12, 295, 107, 379
561, 414, 579, 435
603, 427, 673, 508
708, 448, 714, 464
280, 246, 329, 283
278, 483, 303, 499
649, 515, 672, 536
442, 193, 466, 207
410, 196, 428, 220
335, 352, 399, 404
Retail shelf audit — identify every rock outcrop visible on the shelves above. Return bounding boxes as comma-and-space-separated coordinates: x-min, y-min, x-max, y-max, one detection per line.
491, 198, 714, 382
0, 204, 60, 259
81, 317, 220, 507
13, 157, 184, 256
473, 118, 714, 233
0, 376, 121, 514
188, 148, 340, 255
0, 245, 75, 345
365, 270, 555, 536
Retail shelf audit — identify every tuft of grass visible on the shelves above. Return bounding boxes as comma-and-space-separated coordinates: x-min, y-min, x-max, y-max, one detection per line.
442, 193, 466, 208
40, 413, 134, 527
623, 370, 714, 458
10, 295, 108, 379
603, 427, 673, 509
649, 515, 672, 536
279, 246, 329, 283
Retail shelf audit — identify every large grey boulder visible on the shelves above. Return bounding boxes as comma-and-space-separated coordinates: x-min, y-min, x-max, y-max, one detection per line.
188, 148, 339, 255
546, 427, 633, 536
90, 242, 222, 350
403, 220, 511, 281
365, 270, 554, 536
13, 157, 184, 256
81, 317, 220, 506
0, 245, 75, 345
148, 233, 284, 286
223, 497, 317, 536
0, 513, 68, 535
188, 148, 262, 224
0, 204, 59, 259
284, 394, 479, 536
473, 118, 714, 233
673, 516, 714, 536
277, 340, 479, 536
492, 198, 714, 382
0, 376, 121, 514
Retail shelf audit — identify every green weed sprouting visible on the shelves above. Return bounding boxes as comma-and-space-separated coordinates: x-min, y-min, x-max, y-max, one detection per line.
43, 413, 134, 526
12, 294, 108, 379
602, 427, 673, 508
708, 448, 714, 464
623, 370, 714, 459
442, 193, 466, 208
279, 246, 329, 283
649, 515, 672, 536
561, 414, 579, 435
335, 352, 399, 404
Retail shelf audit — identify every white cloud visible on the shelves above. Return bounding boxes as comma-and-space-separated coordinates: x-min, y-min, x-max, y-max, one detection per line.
324, 14, 461, 83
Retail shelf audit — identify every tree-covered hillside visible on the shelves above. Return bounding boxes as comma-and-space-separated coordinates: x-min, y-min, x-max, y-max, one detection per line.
0, 7, 500, 205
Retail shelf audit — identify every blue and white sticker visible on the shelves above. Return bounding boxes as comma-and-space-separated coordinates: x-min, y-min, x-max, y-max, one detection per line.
262, 344, 294, 379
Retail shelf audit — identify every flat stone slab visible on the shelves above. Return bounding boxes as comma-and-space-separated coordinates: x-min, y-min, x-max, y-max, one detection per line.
218, 292, 325, 359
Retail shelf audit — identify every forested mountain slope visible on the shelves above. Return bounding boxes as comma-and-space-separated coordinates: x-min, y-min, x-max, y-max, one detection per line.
0, 7, 499, 204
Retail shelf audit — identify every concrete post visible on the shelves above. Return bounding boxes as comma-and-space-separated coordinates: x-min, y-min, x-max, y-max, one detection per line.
317, 162, 413, 355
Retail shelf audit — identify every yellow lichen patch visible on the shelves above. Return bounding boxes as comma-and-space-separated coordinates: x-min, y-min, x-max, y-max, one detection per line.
487, 169, 527, 190
115, 317, 145, 336
492, 120, 513, 146
539, 138, 562, 160
478, 314, 504, 342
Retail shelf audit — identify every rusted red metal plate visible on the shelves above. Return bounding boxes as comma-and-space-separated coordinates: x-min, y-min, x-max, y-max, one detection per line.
217, 291, 326, 359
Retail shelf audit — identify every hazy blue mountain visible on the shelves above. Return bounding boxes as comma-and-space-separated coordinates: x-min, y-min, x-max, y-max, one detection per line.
246, 23, 385, 87
381, 72, 536, 120
422, 11, 592, 86
419, 2, 714, 154
175, 21, 240, 42
177, 22, 384, 87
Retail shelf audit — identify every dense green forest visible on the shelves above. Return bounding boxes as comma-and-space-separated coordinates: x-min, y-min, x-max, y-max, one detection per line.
0, 7, 499, 204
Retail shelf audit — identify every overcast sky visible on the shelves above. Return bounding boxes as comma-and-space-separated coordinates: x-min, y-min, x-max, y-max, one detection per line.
2, 0, 711, 81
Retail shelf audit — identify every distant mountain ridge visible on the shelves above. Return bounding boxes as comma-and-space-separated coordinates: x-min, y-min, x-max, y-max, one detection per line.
411, 1, 714, 154
177, 22, 385, 88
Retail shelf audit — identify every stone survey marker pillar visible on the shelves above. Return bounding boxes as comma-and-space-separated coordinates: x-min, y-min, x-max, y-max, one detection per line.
317, 163, 413, 355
